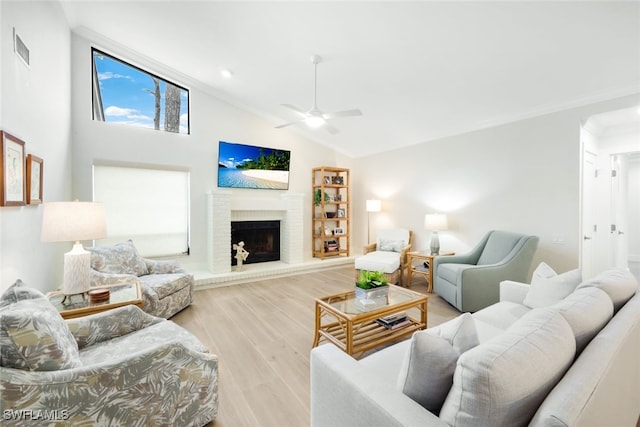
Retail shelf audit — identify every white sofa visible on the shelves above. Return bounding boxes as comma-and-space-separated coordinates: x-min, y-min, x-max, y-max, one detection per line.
311, 267, 640, 427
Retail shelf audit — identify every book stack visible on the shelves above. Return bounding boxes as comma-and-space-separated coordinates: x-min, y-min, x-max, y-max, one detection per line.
375, 312, 410, 330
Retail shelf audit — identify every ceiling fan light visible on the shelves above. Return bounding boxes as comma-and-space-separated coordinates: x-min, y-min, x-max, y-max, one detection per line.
305, 116, 325, 128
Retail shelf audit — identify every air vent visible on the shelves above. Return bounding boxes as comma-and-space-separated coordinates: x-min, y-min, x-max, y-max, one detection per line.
13, 28, 30, 68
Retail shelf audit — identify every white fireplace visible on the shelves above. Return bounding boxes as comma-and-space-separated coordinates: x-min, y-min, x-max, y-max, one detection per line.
207, 190, 304, 275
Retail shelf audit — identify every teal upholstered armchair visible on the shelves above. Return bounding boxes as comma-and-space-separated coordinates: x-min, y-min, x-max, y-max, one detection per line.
432, 230, 539, 312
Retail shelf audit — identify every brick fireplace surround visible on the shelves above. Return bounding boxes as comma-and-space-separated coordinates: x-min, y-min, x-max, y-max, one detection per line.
194, 190, 351, 289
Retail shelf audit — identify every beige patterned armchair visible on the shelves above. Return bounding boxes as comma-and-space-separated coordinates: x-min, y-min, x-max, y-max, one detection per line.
88, 240, 193, 318
0, 280, 218, 426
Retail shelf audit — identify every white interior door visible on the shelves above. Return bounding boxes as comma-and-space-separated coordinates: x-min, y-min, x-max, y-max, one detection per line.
610, 154, 630, 269
580, 145, 598, 279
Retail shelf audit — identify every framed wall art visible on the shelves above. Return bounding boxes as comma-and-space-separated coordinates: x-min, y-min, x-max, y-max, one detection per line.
26, 154, 43, 204
1, 131, 26, 206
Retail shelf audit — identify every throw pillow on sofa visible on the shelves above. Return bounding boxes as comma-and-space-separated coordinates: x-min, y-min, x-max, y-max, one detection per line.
440, 308, 575, 427
0, 282, 82, 371
576, 268, 638, 313
88, 240, 148, 277
396, 313, 478, 414
0, 279, 46, 308
551, 287, 613, 355
523, 262, 582, 308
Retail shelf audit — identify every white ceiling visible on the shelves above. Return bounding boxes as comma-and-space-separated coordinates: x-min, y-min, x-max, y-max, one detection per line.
60, 1, 640, 158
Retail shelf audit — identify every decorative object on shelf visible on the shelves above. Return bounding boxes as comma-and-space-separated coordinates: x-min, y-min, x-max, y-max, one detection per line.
366, 199, 381, 244
424, 213, 448, 255
334, 227, 344, 235
232, 241, 250, 271
337, 208, 345, 217
26, 154, 43, 204
41, 201, 107, 296
314, 189, 329, 206
324, 239, 340, 252
1, 130, 26, 207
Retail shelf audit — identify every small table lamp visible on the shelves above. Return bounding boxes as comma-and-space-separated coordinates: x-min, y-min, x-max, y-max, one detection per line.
366, 199, 381, 244
41, 201, 106, 295
424, 213, 448, 255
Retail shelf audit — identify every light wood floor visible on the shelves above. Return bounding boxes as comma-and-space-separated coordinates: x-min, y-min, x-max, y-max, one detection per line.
172, 266, 460, 427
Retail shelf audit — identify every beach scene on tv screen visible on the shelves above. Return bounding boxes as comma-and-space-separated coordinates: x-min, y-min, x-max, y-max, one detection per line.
218, 141, 291, 189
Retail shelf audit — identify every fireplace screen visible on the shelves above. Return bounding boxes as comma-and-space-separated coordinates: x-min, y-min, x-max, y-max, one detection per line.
231, 220, 281, 266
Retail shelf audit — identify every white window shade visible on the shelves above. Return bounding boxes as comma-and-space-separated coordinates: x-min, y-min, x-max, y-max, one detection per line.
93, 164, 190, 257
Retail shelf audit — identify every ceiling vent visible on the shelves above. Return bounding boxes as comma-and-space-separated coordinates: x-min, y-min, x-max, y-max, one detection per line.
13, 28, 30, 68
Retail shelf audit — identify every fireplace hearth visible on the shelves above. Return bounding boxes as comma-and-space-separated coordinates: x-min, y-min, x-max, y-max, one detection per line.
231, 220, 280, 266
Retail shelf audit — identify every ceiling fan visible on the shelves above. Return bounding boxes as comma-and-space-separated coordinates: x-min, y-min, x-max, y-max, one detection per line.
275, 54, 362, 134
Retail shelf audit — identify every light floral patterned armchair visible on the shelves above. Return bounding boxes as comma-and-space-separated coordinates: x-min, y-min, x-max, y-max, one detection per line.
88, 240, 193, 318
0, 280, 218, 426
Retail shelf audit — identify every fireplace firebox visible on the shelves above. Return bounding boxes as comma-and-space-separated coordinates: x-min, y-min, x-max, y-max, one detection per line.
231, 220, 280, 266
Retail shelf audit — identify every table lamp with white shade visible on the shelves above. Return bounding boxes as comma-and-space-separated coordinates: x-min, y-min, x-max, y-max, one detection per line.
366, 199, 381, 244
41, 201, 106, 295
424, 213, 448, 255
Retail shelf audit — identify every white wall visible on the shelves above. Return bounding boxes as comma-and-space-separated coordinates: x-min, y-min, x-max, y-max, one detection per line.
352, 94, 640, 277
0, 1, 71, 292
70, 31, 350, 275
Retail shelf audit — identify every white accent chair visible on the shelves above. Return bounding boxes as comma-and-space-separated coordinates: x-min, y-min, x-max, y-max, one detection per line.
354, 229, 414, 285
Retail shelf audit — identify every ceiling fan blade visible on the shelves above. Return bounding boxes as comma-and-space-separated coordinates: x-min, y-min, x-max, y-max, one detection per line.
281, 104, 307, 116
324, 124, 340, 135
323, 109, 362, 120
275, 120, 304, 129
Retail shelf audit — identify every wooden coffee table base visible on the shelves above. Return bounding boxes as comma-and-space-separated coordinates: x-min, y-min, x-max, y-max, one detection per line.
313, 285, 428, 358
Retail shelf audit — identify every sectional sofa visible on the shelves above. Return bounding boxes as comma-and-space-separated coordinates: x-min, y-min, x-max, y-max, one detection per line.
311, 267, 639, 426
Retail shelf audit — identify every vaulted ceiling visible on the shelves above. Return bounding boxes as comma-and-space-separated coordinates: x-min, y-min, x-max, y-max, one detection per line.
60, 1, 640, 158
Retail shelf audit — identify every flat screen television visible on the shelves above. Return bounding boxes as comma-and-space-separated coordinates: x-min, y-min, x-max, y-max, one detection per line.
217, 141, 291, 190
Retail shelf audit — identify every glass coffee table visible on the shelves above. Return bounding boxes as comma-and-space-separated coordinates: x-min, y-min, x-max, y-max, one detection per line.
47, 282, 143, 319
313, 284, 428, 358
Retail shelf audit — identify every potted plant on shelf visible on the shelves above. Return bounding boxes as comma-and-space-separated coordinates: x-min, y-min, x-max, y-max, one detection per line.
314, 189, 330, 206
355, 270, 389, 302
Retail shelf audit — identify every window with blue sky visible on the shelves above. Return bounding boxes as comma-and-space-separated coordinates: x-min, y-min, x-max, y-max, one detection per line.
92, 48, 189, 134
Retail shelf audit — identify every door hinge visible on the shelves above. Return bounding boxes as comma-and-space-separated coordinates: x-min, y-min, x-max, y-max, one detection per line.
611, 170, 617, 178
611, 224, 617, 233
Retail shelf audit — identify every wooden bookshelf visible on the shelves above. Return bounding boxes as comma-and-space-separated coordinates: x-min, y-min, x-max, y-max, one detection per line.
312, 166, 350, 259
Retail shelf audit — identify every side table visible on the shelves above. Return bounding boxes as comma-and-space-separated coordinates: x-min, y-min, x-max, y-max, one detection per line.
406, 251, 455, 292
47, 282, 142, 319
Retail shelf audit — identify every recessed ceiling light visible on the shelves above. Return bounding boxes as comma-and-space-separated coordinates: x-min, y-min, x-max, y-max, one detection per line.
220, 68, 233, 79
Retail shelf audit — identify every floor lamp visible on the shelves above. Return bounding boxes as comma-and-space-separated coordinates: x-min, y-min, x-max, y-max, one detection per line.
366, 199, 381, 244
